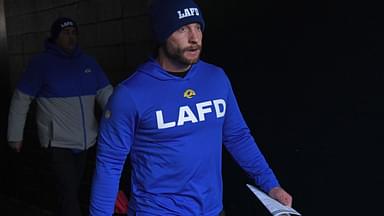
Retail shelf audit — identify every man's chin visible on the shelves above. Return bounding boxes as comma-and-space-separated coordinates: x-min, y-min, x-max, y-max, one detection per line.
190, 58, 199, 64
184, 55, 200, 64
182, 58, 199, 66
174, 53, 200, 66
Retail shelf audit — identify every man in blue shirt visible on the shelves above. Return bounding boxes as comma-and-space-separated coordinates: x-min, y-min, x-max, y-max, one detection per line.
90, 0, 292, 215
8, 17, 113, 216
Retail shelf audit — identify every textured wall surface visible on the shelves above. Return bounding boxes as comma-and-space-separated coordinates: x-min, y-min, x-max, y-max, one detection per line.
4, 0, 153, 89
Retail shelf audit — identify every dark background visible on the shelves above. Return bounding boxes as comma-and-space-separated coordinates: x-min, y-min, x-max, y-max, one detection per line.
1, 0, 384, 215
202, 0, 384, 215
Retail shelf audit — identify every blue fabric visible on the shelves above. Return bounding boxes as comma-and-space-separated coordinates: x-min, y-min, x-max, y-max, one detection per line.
17, 40, 110, 98
150, 0, 205, 43
90, 59, 279, 216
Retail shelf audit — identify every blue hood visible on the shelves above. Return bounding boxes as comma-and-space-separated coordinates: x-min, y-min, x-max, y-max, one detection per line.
44, 39, 82, 58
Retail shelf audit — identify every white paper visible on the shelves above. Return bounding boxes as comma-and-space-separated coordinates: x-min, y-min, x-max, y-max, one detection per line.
246, 184, 301, 216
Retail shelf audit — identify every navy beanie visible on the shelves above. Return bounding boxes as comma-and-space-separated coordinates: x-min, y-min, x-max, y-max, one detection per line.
50, 17, 78, 41
150, 0, 205, 44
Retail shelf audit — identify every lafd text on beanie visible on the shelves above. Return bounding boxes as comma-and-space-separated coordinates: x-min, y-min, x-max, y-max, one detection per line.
149, 0, 205, 44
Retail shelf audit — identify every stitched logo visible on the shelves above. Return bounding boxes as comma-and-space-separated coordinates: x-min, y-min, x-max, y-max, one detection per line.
183, 89, 196, 99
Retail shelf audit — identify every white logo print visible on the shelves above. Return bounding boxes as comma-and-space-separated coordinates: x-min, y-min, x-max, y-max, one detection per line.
60, 21, 74, 28
84, 68, 92, 73
155, 99, 226, 129
177, 8, 200, 19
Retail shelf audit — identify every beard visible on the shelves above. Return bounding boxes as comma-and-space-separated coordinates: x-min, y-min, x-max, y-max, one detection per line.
163, 42, 202, 66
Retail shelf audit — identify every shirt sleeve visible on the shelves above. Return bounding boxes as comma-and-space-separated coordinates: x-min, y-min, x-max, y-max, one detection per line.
222, 76, 280, 193
93, 60, 113, 109
96, 84, 113, 109
89, 84, 137, 216
16, 57, 43, 97
8, 56, 42, 142
7, 90, 34, 142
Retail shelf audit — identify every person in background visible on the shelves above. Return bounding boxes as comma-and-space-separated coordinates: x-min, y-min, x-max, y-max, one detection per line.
89, 0, 292, 215
7, 17, 113, 216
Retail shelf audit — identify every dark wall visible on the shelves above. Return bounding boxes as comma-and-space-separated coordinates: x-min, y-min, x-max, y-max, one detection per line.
202, 1, 384, 215
0, 0, 10, 201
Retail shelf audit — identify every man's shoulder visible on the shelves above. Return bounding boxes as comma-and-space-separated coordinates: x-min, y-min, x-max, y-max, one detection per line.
118, 71, 142, 88
24, 51, 52, 69
196, 60, 227, 79
198, 59, 224, 72
29, 51, 50, 62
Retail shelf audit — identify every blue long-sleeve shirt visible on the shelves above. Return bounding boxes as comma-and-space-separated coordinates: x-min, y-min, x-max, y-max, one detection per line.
90, 58, 279, 216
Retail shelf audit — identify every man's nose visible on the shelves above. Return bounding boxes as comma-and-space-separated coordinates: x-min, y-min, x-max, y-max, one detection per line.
188, 29, 199, 43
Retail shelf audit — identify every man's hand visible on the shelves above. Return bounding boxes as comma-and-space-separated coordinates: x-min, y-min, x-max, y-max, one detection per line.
8, 141, 23, 153
268, 186, 293, 207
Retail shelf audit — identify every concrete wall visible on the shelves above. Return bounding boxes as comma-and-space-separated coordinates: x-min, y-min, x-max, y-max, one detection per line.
4, 0, 153, 90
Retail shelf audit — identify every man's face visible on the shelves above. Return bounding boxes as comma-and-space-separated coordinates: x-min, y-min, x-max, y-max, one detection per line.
163, 23, 203, 66
56, 27, 78, 54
